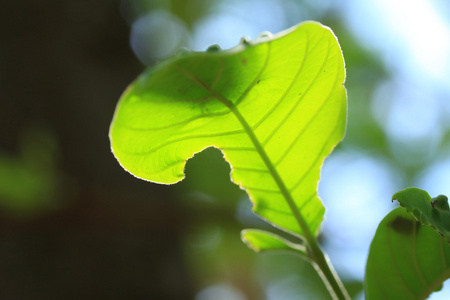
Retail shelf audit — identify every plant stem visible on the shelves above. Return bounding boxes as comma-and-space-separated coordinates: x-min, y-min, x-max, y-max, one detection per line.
309, 240, 350, 300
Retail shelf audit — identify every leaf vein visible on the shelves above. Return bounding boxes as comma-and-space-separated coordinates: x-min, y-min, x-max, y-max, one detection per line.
220, 147, 256, 152
142, 95, 213, 104
252, 30, 323, 131
133, 129, 245, 155
245, 186, 281, 194
260, 30, 328, 146
288, 108, 342, 193
412, 222, 428, 286
122, 111, 232, 131
386, 221, 417, 299
274, 54, 338, 167
232, 167, 270, 174
235, 43, 272, 106
144, 160, 185, 175
211, 57, 224, 88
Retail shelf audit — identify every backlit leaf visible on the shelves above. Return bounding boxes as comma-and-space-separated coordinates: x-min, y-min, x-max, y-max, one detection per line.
109, 21, 346, 239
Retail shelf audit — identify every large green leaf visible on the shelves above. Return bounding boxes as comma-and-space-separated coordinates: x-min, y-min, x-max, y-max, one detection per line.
393, 187, 450, 243
109, 21, 346, 238
365, 207, 450, 300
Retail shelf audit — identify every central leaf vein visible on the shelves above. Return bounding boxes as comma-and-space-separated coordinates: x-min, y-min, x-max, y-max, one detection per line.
412, 223, 428, 286
386, 223, 416, 299
178, 64, 315, 238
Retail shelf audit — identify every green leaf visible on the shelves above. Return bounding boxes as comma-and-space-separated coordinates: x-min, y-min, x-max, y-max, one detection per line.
392, 187, 450, 243
343, 280, 364, 299
110, 21, 346, 239
365, 207, 450, 300
241, 229, 307, 256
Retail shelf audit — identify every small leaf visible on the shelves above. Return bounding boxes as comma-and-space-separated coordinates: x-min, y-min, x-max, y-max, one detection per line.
110, 21, 346, 239
241, 229, 307, 256
365, 207, 450, 300
392, 187, 450, 243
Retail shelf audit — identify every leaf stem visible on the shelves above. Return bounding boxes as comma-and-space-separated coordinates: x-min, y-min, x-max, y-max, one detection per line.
213, 92, 349, 299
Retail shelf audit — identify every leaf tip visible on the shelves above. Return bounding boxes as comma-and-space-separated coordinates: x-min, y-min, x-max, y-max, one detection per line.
240, 229, 261, 253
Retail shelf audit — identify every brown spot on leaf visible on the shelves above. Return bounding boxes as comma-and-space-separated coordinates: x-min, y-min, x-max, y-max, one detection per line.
389, 216, 420, 235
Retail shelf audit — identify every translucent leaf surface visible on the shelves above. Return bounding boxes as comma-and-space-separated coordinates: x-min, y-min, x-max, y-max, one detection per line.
241, 229, 307, 255
393, 187, 450, 243
365, 207, 450, 300
110, 21, 346, 238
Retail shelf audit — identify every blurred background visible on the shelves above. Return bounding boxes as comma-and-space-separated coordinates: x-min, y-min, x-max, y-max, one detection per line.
1, 0, 450, 299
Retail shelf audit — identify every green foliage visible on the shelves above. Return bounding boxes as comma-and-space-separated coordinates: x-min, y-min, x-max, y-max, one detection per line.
241, 229, 307, 256
111, 17, 450, 299
393, 187, 450, 243
365, 207, 450, 299
110, 21, 349, 299
110, 21, 346, 240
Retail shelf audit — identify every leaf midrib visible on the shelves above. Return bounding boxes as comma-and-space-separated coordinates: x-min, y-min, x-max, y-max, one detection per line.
385, 224, 416, 299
